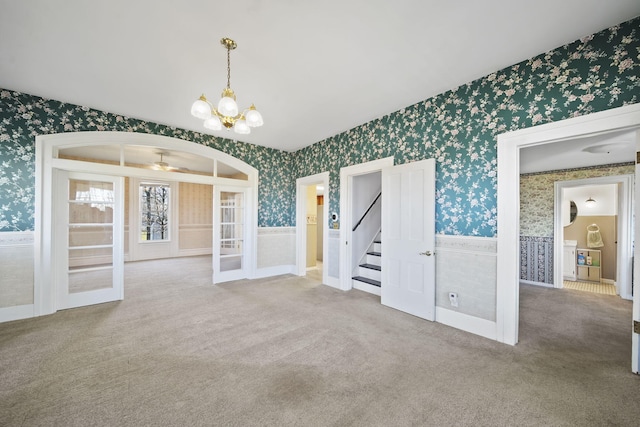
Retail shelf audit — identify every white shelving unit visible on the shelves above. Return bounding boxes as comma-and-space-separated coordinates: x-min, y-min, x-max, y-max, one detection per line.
576, 248, 601, 282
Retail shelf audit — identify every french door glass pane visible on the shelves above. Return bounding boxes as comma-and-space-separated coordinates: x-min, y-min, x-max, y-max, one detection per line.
68, 225, 114, 246
219, 191, 243, 272
69, 180, 114, 223
68, 179, 114, 293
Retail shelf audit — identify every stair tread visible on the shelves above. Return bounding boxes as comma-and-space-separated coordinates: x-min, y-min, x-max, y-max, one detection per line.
352, 276, 381, 287
360, 263, 381, 271
367, 251, 382, 257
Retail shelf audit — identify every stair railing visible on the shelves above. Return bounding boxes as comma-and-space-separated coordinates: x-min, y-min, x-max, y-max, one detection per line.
352, 192, 381, 232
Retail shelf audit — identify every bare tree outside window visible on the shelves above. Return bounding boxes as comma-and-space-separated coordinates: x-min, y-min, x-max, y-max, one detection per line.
140, 184, 170, 241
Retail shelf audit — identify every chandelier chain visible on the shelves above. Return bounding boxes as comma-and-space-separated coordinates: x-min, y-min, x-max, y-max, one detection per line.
226, 46, 231, 89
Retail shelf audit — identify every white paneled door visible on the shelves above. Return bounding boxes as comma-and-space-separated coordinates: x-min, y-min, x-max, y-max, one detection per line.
381, 159, 436, 320
56, 171, 124, 309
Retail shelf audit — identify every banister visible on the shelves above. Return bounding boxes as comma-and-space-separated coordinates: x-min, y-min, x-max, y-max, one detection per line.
352, 192, 381, 232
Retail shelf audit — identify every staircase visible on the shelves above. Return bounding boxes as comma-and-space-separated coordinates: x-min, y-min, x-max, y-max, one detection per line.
352, 238, 382, 296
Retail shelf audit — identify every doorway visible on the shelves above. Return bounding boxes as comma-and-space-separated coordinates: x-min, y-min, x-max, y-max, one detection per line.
33, 131, 257, 319
496, 102, 640, 372
555, 177, 633, 299
296, 172, 329, 285
339, 157, 394, 291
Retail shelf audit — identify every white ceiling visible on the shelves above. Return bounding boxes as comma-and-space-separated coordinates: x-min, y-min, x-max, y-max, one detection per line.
1, 0, 639, 155
520, 129, 637, 174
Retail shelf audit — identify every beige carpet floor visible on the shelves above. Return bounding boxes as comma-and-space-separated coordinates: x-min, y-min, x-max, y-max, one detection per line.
0, 256, 638, 426
563, 280, 617, 295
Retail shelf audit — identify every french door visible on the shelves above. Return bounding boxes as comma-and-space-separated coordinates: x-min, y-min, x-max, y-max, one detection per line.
55, 171, 124, 309
213, 186, 249, 283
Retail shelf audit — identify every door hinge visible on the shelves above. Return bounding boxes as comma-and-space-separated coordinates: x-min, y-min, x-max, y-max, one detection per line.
634, 320, 640, 334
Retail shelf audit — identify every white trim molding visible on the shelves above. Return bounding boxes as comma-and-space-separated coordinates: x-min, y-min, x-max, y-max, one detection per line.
339, 157, 394, 291
554, 174, 633, 299
497, 102, 640, 346
34, 131, 259, 320
435, 307, 497, 341
296, 172, 330, 286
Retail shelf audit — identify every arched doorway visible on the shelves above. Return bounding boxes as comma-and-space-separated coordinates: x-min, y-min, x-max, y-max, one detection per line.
34, 131, 258, 316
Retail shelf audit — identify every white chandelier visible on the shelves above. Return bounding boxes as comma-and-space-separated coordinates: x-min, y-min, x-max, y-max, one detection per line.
191, 37, 263, 135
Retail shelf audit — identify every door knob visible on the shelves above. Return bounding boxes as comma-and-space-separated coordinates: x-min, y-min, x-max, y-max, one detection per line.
419, 251, 432, 256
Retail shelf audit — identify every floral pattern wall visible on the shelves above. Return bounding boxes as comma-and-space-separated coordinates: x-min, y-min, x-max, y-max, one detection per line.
294, 17, 639, 237
520, 163, 634, 237
518, 163, 634, 284
1, 17, 639, 238
0, 90, 295, 231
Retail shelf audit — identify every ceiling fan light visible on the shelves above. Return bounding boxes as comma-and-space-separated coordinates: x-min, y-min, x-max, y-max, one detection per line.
245, 105, 263, 127
203, 115, 222, 131
218, 96, 238, 118
234, 119, 251, 135
191, 96, 211, 120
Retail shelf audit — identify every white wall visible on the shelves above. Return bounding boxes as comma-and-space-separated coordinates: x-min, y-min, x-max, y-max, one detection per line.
564, 184, 618, 219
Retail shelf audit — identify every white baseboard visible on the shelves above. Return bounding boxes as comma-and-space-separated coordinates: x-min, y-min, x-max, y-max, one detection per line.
177, 248, 213, 257
324, 276, 341, 290
0, 304, 34, 323
520, 279, 554, 288
254, 265, 296, 278
435, 307, 497, 341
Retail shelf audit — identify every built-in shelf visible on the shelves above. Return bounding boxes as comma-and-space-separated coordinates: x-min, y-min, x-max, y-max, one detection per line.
576, 248, 601, 282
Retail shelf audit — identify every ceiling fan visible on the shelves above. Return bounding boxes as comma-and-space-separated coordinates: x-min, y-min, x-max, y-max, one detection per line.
148, 151, 189, 173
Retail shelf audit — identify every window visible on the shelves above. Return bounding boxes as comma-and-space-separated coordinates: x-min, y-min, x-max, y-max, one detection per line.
140, 183, 170, 241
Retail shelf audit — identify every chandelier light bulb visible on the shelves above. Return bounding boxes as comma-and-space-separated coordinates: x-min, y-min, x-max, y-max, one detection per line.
245, 105, 264, 128
204, 115, 222, 131
191, 95, 212, 120
234, 119, 251, 135
218, 96, 239, 118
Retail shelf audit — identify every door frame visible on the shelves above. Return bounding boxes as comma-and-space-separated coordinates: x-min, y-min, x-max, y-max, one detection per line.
34, 131, 258, 317
496, 102, 640, 346
554, 175, 633, 298
339, 157, 394, 291
296, 172, 329, 285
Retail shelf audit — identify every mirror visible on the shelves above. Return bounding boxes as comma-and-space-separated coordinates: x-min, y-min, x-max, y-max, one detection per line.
569, 200, 578, 224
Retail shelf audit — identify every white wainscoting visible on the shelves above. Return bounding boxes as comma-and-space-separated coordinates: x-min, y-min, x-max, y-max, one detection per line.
328, 230, 340, 280
256, 227, 296, 277
0, 231, 35, 321
178, 224, 213, 257
434, 235, 498, 340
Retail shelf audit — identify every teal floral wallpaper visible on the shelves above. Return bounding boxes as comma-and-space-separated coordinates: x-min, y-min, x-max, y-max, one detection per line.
0, 90, 295, 231
294, 17, 640, 237
1, 17, 639, 236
